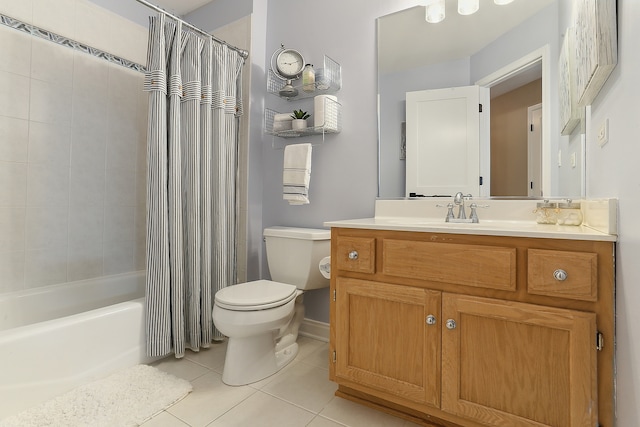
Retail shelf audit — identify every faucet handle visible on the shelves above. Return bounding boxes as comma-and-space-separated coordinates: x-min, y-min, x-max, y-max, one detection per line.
436, 203, 455, 222
468, 203, 488, 223
469, 204, 479, 223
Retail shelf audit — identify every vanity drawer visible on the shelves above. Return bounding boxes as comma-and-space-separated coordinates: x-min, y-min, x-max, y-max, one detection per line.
527, 249, 598, 301
335, 236, 376, 274
381, 239, 516, 291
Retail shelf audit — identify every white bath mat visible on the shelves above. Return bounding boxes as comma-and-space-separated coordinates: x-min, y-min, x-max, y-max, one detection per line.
0, 364, 192, 427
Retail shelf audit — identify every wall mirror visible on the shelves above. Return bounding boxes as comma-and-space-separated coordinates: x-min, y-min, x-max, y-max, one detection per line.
377, 0, 586, 199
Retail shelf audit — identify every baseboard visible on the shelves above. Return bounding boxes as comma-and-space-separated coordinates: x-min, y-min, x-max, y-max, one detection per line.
299, 318, 329, 342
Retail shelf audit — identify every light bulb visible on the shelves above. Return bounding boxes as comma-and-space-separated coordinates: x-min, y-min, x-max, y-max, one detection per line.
458, 0, 479, 15
425, 0, 446, 23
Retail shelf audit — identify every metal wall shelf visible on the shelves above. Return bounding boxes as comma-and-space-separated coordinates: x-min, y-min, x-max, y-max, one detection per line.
265, 97, 342, 142
267, 55, 341, 101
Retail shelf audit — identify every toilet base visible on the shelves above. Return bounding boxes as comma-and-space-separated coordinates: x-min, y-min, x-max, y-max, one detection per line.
222, 332, 299, 386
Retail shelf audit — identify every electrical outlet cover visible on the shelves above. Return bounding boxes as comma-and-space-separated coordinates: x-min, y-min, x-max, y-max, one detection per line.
598, 119, 609, 147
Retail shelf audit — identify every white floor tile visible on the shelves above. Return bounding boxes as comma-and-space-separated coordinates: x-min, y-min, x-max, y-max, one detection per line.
306, 416, 347, 427
247, 356, 300, 390
300, 342, 330, 369
141, 337, 419, 427
261, 362, 337, 413
153, 356, 211, 382
167, 372, 256, 427
206, 391, 315, 427
140, 410, 191, 427
183, 341, 227, 373
296, 336, 326, 360
319, 397, 407, 427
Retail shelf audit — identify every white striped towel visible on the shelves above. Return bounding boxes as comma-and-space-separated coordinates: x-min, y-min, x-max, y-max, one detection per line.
283, 143, 312, 205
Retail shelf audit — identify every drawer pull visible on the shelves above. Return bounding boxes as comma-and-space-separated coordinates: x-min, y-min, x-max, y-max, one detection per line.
426, 315, 437, 325
445, 319, 457, 330
553, 269, 568, 281
348, 250, 359, 260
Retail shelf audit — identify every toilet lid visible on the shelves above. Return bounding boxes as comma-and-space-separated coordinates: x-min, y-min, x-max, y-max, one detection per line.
215, 280, 298, 311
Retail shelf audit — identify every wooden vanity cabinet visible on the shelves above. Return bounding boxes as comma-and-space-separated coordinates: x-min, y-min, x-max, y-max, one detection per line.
329, 228, 614, 427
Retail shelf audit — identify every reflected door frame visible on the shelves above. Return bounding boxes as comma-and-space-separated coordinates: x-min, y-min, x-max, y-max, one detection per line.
528, 103, 543, 197
476, 45, 551, 196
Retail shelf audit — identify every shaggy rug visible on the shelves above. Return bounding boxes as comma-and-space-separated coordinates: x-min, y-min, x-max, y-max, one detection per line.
0, 364, 192, 427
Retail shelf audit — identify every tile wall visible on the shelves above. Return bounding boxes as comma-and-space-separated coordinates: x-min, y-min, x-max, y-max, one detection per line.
0, 0, 149, 292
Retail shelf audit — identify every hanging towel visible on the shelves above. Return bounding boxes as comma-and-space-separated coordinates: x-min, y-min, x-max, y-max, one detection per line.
283, 143, 312, 205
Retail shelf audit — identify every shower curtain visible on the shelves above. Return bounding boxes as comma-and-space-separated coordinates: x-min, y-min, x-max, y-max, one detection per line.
143, 14, 245, 358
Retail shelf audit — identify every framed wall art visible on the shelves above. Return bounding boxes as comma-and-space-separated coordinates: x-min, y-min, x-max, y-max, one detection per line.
559, 27, 581, 136
574, 0, 617, 107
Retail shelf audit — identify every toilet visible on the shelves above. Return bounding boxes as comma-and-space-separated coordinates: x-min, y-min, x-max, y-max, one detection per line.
212, 226, 330, 386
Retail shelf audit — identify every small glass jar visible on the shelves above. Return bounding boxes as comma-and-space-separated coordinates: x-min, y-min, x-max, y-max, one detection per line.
302, 64, 315, 92
534, 200, 558, 224
556, 200, 583, 226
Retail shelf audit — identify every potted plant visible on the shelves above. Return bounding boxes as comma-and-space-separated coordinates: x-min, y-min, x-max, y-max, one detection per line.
290, 109, 310, 130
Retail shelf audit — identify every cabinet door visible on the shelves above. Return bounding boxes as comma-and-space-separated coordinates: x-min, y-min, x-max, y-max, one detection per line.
335, 277, 441, 408
441, 293, 597, 427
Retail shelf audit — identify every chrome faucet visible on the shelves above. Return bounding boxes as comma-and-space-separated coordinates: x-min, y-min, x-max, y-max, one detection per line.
438, 193, 487, 223
453, 192, 472, 219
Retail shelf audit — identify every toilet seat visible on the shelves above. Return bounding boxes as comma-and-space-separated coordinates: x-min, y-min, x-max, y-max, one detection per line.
215, 280, 298, 311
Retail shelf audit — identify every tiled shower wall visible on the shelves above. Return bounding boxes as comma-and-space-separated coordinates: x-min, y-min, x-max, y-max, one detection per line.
0, 0, 149, 292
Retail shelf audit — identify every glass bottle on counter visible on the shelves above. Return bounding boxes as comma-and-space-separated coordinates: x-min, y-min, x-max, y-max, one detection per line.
534, 200, 558, 224
302, 64, 315, 93
556, 199, 583, 226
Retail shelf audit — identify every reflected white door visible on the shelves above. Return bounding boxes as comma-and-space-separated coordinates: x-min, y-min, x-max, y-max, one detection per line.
406, 86, 481, 197
528, 103, 542, 197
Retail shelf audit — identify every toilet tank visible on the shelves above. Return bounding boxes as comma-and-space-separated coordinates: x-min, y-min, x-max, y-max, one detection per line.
263, 226, 331, 290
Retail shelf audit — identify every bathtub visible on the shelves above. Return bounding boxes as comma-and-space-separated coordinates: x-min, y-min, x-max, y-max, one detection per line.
0, 271, 156, 419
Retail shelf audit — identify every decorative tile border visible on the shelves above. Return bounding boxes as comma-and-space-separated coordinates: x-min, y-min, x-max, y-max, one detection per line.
0, 13, 146, 73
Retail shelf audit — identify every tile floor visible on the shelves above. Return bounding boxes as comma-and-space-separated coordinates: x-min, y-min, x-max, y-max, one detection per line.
142, 336, 422, 427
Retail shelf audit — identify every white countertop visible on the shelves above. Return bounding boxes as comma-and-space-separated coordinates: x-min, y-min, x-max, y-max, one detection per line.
324, 217, 616, 241
324, 198, 618, 242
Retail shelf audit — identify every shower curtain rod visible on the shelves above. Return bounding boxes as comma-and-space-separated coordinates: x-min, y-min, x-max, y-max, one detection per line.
134, 0, 249, 59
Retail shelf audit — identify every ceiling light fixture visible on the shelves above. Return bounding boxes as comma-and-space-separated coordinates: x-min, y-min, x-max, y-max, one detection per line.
426, 0, 516, 23
425, 0, 446, 24
458, 0, 479, 15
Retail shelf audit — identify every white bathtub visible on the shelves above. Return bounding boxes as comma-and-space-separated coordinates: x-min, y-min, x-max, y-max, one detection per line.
0, 271, 156, 419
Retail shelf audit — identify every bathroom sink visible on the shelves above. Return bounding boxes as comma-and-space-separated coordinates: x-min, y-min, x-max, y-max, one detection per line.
383, 218, 446, 226
382, 218, 485, 226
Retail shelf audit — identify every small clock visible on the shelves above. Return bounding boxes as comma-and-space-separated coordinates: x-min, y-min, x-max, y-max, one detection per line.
275, 48, 305, 79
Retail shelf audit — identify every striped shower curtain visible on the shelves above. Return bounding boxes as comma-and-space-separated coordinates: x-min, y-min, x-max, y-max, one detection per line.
143, 14, 245, 358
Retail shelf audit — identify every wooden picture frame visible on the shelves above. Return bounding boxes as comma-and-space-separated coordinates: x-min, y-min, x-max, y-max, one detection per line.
559, 27, 581, 136
574, 0, 617, 107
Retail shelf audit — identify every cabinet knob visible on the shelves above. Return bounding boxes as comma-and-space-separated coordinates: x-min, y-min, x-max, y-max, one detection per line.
348, 250, 359, 260
553, 269, 568, 281
445, 319, 457, 330
426, 315, 437, 325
